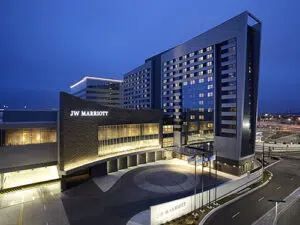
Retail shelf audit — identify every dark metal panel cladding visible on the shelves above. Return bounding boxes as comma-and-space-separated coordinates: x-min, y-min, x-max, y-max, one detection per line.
59, 92, 163, 171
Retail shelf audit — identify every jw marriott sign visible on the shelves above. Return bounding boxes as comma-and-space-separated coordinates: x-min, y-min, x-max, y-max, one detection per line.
70, 110, 109, 117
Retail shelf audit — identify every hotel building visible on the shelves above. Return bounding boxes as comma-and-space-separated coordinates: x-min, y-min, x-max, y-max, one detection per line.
70, 76, 122, 107
122, 11, 262, 175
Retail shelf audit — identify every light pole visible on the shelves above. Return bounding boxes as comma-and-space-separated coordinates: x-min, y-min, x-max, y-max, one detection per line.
207, 142, 211, 208
268, 199, 286, 225
194, 154, 197, 212
201, 153, 205, 211
214, 146, 218, 205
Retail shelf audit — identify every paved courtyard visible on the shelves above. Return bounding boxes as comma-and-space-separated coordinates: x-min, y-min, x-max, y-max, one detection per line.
0, 159, 229, 225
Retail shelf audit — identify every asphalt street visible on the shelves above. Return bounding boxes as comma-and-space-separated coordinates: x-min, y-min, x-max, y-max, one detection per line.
204, 157, 300, 225
61, 164, 227, 225
277, 198, 300, 225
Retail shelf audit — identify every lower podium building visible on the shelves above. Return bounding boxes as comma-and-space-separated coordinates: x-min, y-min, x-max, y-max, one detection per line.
0, 92, 168, 191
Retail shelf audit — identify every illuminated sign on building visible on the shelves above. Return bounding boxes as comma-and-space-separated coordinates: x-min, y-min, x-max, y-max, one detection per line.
70, 110, 109, 117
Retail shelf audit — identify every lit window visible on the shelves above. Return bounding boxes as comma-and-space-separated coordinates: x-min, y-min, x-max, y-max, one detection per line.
208, 92, 213, 97
208, 76, 213, 82
199, 79, 204, 83
189, 52, 194, 57
207, 69, 212, 74
190, 59, 195, 64
163, 68, 167, 72
208, 108, 212, 112
207, 54, 213, 59
190, 73, 194, 78
206, 46, 212, 51
198, 57, 204, 61
207, 61, 212, 66
190, 115, 195, 120
183, 62, 187, 66
199, 101, 204, 105
199, 115, 204, 120
190, 80, 195, 85
198, 49, 204, 54
208, 84, 213, 89
199, 93, 204, 97
199, 71, 203, 76
190, 66, 195, 71
199, 108, 204, 112
183, 81, 188, 86
175, 108, 179, 112
163, 62, 167, 66
184, 55, 187, 59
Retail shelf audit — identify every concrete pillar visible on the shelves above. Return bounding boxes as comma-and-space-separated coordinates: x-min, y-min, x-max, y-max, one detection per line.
0, 173, 3, 190
118, 157, 128, 170
107, 159, 118, 173
138, 153, 146, 164
147, 152, 155, 163
90, 162, 107, 177
128, 155, 137, 167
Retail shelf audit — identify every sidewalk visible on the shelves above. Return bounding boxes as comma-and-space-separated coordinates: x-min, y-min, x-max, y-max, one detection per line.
252, 187, 300, 225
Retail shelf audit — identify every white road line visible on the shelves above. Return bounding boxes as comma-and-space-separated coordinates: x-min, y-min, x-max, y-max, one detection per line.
277, 186, 281, 190
232, 212, 240, 219
258, 196, 264, 202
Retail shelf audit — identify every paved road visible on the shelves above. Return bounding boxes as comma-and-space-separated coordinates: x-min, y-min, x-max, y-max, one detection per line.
204, 157, 300, 225
277, 198, 300, 225
61, 164, 227, 225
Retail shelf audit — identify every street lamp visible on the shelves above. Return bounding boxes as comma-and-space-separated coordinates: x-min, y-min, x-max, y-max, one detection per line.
268, 199, 286, 225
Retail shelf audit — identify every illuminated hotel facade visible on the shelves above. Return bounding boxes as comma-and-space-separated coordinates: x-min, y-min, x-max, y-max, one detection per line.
0, 93, 168, 191
0, 11, 261, 192
122, 11, 262, 175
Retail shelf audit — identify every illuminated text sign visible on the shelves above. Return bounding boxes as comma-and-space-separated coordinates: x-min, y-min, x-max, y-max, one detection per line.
70, 110, 109, 117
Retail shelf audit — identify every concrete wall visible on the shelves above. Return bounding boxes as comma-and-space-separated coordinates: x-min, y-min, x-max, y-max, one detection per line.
150, 169, 263, 225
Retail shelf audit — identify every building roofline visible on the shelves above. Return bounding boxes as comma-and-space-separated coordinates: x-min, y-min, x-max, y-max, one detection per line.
70, 76, 123, 89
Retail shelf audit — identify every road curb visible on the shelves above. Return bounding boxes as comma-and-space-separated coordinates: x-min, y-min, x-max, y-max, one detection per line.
199, 170, 273, 225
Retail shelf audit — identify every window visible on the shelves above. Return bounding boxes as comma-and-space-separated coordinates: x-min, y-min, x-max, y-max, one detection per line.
199, 100, 204, 105
183, 81, 188, 86
199, 78, 204, 83
199, 108, 204, 112
198, 49, 204, 54
208, 76, 213, 82
208, 108, 212, 112
190, 80, 195, 85
207, 69, 212, 74
190, 115, 195, 120
189, 52, 194, 57
208, 92, 213, 97
206, 46, 212, 51
206, 54, 213, 59
199, 115, 204, 120
198, 56, 204, 61
207, 61, 212, 66
208, 84, 213, 89
163, 62, 167, 66
199, 93, 204, 97
190, 59, 195, 64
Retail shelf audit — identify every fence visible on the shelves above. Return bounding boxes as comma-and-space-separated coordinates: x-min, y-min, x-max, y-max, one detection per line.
150, 169, 262, 225
255, 143, 300, 152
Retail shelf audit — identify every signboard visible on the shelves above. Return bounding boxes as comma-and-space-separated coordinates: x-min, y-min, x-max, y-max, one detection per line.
69, 110, 109, 117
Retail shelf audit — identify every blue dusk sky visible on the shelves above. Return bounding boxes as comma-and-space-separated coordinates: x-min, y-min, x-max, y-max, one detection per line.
0, 0, 299, 113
